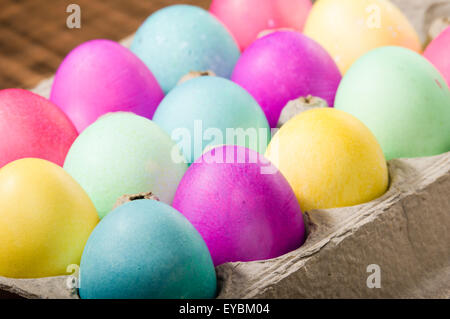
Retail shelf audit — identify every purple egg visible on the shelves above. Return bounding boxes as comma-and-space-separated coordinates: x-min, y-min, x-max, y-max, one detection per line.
50, 39, 164, 132
173, 145, 305, 266
232, 31, 342, 127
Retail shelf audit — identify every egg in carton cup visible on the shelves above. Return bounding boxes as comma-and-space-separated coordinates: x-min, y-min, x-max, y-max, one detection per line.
1, 0, 450, 299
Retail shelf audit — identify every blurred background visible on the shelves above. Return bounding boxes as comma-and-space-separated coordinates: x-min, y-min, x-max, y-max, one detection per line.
0, 0, 448, 90
0, 0, 209, 89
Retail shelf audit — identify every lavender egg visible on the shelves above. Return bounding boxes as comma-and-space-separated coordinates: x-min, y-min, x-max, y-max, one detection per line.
232, 31, 341, 127
50, 39, 164, 133
173, 145, 306, 266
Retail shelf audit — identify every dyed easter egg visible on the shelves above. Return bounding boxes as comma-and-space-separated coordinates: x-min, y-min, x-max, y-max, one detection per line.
153, 76, 271, 164
79, 199, 216, 299
232, 31, 341, 127
131, 5, 240, 94
0, 158, 98, 278
210, 0, 312, 51
0, 89, 77, 168
335, 46, 450, 160
265, 108, 388, 212
50, 39, 164, 132
173, 145, 305, 266
64, 112, 187, 219
424, 27, 450, 87
304, 0, 422, 74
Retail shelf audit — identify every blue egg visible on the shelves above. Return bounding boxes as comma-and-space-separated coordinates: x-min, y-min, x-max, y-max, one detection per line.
79, 199, 217, 299
153, 76, 271, 164
131, 5, 240, 94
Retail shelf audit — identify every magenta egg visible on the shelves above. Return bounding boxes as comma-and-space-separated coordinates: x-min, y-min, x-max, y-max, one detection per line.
173, 145, 306, 266
210, 0, 312, 51
0, 89, 78, 168
50, 39, 164, 132
232, 31, 342, 127
424, 27, 450, 87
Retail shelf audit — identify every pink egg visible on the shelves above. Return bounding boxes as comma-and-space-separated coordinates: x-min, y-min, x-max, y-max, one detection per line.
50, 39, 164, 133
232, 31, 342, 127
210, 0, 312, 51
424, 27, 450, 87
0, 89, 77, 168
173, 145, 306, 266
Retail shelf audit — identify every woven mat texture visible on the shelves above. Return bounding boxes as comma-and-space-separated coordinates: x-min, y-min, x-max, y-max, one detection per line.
0, 0, 209, 89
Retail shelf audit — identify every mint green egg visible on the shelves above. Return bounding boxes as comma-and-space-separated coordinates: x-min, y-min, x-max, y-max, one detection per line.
335, 46, 450, 161
64, 113, 188, 218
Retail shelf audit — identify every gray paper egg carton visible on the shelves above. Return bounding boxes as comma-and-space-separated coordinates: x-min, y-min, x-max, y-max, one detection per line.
1, 0, 449, 299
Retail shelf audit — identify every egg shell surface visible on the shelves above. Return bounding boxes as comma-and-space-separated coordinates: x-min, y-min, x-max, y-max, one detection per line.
335, 46, 450, 160
79, 199, 216, 299
265, 108, 389, 212
210, 0, 312, 51
50, 39, 164, 133
131, 5, 240, 94
0, 158, 99, 278
153, 76, 271, 164
173, 145, 305, 266
424, 27, 450, 87
304, 0, 422, 74
0, 89, 77, 168
232, 31, 341, 127
63, 112, 188, 219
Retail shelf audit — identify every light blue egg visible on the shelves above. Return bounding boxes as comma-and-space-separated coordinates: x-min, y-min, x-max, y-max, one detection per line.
79, 199, 217, 299
130, 5, 240, 94
153, 76, 271, 164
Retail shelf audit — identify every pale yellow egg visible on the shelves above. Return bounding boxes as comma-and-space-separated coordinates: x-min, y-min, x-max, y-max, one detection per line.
0, 158, 99, 278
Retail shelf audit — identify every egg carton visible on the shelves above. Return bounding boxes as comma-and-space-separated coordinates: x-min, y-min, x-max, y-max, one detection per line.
1, 0, 450, 299
1, 151, 449, 299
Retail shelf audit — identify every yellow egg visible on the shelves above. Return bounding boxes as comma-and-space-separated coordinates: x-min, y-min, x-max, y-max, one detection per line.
266, 108, 389, 211
304, 0, 422, 74
0, 158, 99, 278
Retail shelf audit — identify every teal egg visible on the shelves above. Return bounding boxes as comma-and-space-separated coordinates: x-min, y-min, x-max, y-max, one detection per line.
335, 46, 450, 160
63, 112, 187, 218
131, 5, 240, 94
79, 199, 217, 299
152, 76, 271, 164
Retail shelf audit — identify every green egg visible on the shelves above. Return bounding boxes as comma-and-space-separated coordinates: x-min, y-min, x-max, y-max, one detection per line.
335, 46, 450, 161
64, 112, 188, 219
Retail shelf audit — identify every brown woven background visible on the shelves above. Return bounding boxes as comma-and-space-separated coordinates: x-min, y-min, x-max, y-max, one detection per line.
0, 0, 210, 90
